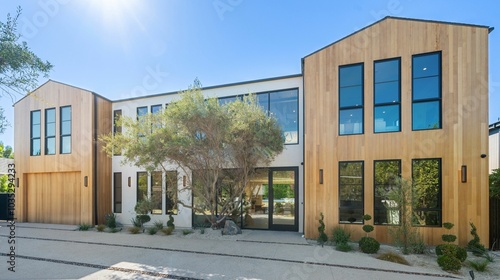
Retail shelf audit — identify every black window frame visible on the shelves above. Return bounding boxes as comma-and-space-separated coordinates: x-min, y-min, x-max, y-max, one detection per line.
113, 172, 122, 213
113, 110, 122, 156
373, 58, 401, 133
44, 108, 56, 155
165, 171, 178, 215
412, 158, 442, 227
151, 171, 163, 215
60, 106, 72, 154
339, 63, 364, 135
373, 159, 401, 225
412, 51, 442, 131
338, 161, 364, 224
137, 171, 148, 205
30, 110, 41, 156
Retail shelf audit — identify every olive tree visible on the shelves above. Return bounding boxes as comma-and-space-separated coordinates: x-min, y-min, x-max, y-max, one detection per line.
100, 80, 284, 228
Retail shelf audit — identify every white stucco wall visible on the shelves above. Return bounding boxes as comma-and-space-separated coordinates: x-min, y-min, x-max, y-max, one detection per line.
490, 131, 499, 173
111, 75, 304, 231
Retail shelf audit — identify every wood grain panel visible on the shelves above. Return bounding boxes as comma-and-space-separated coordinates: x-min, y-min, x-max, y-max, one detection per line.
303, 18, 489, 246
95, 96, 112, 224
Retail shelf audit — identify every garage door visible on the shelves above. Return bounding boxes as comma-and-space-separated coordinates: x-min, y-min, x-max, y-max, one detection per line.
26, 172, 83, 224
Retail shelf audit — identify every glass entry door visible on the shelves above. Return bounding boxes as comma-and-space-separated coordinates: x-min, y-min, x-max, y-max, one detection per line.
242, 167, 298, 231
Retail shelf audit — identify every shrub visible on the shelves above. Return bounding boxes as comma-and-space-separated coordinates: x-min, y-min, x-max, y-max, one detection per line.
317, 212, 328, 246
167, 214, 175, 230
128, 227, 141, 234
332, 226, 350, 245
147, 227, 158, 235
362, 225, 374, 234
182, 229, 194, 235
376, 252, 410, 265
437, 255, 461, 272
96, 224, 106, 232
443, 222, 454, 230
335, 242, 353, 252
131, 217, 142, 228
105, 213, 117, 229
359, 236, 380, 254
442, 234, 457, 243
78, 224, 91, 231
162, 227, 174, 235
467, 259, 489, 272
436, 244, 467, 262
467, 222, 487, 256
110, 227, 120, 233
200, 228, 205, 234
136, 214, 151, 232
153, 221, 164, 230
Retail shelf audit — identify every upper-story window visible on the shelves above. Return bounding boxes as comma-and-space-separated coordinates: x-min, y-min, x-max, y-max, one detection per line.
374, 58, 401, 133
151, 104, 162, 114
339, 63, 364, 135
60, 106, 72, 154
30, 110, 41, 156
45, 108, 56, 155
412, 52, 442, 130
113, 110, 122, 156
137, 106, 148, 137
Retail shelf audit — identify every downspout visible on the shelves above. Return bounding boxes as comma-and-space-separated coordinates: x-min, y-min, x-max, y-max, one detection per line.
301, 57, 306, 234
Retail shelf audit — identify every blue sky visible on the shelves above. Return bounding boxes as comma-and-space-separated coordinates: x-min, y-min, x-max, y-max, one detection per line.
1, 0, 499, 148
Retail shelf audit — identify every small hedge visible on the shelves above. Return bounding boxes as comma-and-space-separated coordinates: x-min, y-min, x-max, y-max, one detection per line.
436, 244, 467, 262
437, 254, 462, 272
359, 236, 380, 254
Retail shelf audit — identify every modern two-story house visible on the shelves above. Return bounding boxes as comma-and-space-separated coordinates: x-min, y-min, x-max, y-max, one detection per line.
13, 16, 492, 246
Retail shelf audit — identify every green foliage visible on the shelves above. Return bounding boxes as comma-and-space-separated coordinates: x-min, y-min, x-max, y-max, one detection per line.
467, 259, 489, 272
335, 242, 353, 252
162, 227, 174, 235
131, 217, 141, 228
182, 229, 194, 235
437, 255, 462, 272
147, 227, 158, 235
110, 228, 120, 233
105, 213, 117, 229
332, 226, 350, 245
376, 252, 410, 265
0, 174, 10, 193
443, 222, 454, 230
467, 222, 487, 256
0, 142, 13, 158
153, 221, 164, 230
436, 244, 467, 262
317, 212, 328, 246
128, 227, 141, 234
442, 234, 457, 243
167, 214, 175, 229
412, 159, 440, 225
100, 80, 284, 228
96, 224, 106, 232
490, 168, 500, 199
78, 224, 91, 231
359, 236, 380, 254
362, 214, 372, 221
200, 228, 205, 234
362, 225, 374, 234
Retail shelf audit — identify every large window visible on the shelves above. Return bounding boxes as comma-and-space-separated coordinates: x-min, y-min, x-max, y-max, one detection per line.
137, 172, 148, 204
374, 58, 400, 133
30, 110, 41, 156
137, 106, 148, 137
374, 160, 401, 225
45, 108, 56, 155
412, 158, 441, 226
151, 171, 163, 215
339, 63, 364, 135
165, 171, 178, 214
113, 173, 122, 213
339, 161, 364, 223
151, 105, 162, 132
113, 110, 122, 156
412, 52, 442, 130
269, 89, 299, 144
60, 106, 72, 154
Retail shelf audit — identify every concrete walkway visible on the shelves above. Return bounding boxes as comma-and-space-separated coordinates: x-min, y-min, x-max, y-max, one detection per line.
0, 222, 458, 279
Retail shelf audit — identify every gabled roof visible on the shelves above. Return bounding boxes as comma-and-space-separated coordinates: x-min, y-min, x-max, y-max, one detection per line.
13, 79, 111, 107
303, 16, 492, 59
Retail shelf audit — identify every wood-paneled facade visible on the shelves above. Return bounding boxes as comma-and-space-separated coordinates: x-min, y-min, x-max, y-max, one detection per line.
14, 80, 112, 225
303, 17, 490, 245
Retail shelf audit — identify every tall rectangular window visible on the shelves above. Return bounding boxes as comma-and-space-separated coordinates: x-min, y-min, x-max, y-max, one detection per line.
412, 158, 441, 226
339, 161, 364, 223
113, 173, 122, 213
165, 171, 178, 214
30, 110, 41, 156
151, 104, 162, 132
151, 171, 163, 215
137, 172, 148, 204
137, 106, 148, 137
339, 63, 364, 135
412, 52, 442, 130
113, 110, 122, 156
269, 89, 299, 144
374, 160, 401, 225
374, 58, 401, 133
60, 106, 72, 154
45, 108, 56, 155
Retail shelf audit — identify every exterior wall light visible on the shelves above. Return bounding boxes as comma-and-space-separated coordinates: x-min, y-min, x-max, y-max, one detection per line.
183, 176, 187, 187
461, 165, 467, 183
128, 177, 131, 187
319, 169, 324, 184
84, 176, 88, 187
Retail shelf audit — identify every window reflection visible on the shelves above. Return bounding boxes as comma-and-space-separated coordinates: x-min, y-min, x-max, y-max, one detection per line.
412, 52, 441, 130
339, 63, 364, 135
374, 58, 400, 133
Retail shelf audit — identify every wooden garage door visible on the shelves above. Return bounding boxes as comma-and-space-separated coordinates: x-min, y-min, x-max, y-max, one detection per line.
26, 172, 82, 224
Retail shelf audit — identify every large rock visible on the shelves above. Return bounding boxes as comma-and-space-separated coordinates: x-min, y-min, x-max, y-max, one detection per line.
222, 220, 242, 235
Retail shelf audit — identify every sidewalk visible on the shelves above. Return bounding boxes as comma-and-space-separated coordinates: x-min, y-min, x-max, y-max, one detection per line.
0, 222, 459, 279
